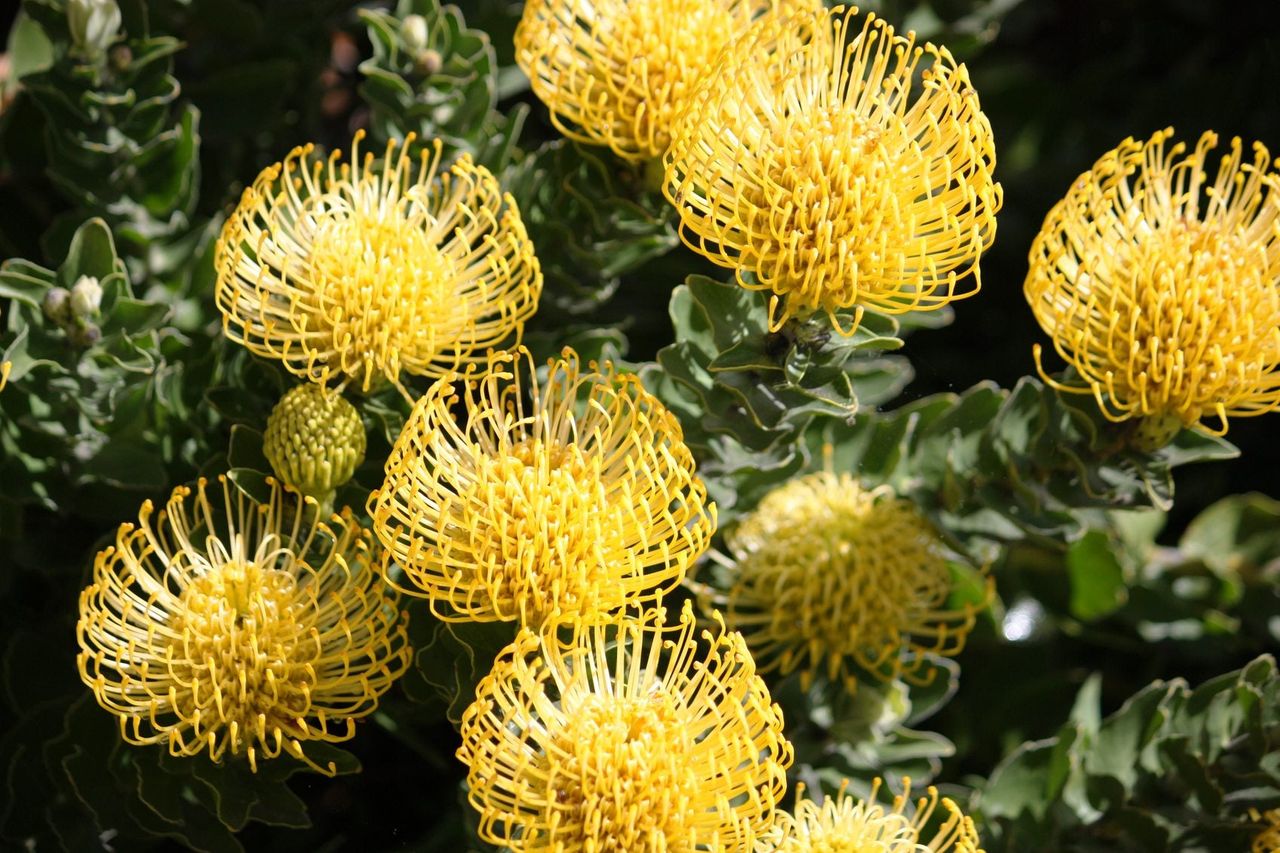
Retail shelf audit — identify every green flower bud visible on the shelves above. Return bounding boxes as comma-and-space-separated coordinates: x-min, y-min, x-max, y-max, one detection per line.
400, 14, 429, 55
263, 384, 367, 500
69, 323, 101, 348
67, 0, 122, 61
415, 49, 443, 77
43, 287, 72, 325
70, 275, 103, 319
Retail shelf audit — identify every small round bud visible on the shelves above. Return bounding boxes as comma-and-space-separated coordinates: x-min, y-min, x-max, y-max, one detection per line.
42, 287, 72, 324
108, 43, 133, 72
70, 275, 104, 319
67, 0, 122, 61
264, 384, 367, 500
400, 14, 430, 55
414, 48, 443, 77
70, 323, 102, 348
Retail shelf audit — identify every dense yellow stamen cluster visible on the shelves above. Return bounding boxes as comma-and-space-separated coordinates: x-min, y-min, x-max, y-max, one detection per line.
371, 347, 715, 626
515, 0, 795, 162
664, 4, 1000, 334
1026, 128, 1280, 444
215, 132, 541, 395
720, 472, 985, 690
457, 602, 792, 851
263, 383, 367, 501
758, 778, 983, 852
76, 476, 411, 775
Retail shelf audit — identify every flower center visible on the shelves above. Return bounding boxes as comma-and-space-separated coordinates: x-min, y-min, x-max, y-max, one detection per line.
544, 693, 697, 850
454, 439, 630, 624
167, 561, 317, 746
755, 105, 914, 310
302, 184, 461, 388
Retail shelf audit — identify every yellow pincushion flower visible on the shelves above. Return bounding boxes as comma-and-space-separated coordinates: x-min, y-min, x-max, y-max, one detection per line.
758, 778, 983, 852
215, 132, 541, 395
664, 5, 1000, 334
719, 472, 987, 690
263, 383, 367, 501
1254, 808, 1280, 853
370, 346, 715, 626
76, 476, 411, 775
515, 0, 800, 162
457, 602, 793, 851
1026, 128, 1280, 447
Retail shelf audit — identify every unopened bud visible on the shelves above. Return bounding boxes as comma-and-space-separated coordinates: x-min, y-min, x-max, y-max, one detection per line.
70, 275, 103, 319
264, 384, 367, 501
67, 0, 122, 61
108, 43, 132, 72
415, 49, 443, 77
43, 287, 72, 324
400, 14, 429, 55
70, 323, 102, 348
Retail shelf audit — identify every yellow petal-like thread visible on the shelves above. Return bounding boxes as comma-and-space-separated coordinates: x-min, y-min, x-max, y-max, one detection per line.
263, 383, 367, 500
76, 476, 411, 775
515, 0, 803, 162
665, 4, 1000, 335
0, 360, 10, 391
758, 778, 983, 852
1254, 808, 1280, 853
215, 132, 542, 395
370, 346, 715, 627
457, 602, 793, 851
720, 472, 988, 691
1026, 128, 1280, 443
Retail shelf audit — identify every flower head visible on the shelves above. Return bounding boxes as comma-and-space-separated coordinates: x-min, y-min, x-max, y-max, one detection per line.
665, 5, 1000, 334
1026, 129, 1280, 446
515, 0, 799, 162
371, 347, 715, 626
76, 476, 411, 775
264, 383, 367, 501
457, 602, 793, 850
758, 778, 983, 852
215, 132, 541, 395
720, 472, 986, 690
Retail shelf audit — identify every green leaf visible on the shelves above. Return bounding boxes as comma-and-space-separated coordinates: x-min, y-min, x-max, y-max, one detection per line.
1066, 530, 1128, 620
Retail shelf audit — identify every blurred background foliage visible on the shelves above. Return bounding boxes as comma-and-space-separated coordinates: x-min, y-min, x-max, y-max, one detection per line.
1, 0, 1278, 850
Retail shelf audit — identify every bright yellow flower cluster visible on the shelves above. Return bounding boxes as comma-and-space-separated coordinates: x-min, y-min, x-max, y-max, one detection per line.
1027, 128, 1280, 445
76, 476, 411, 775
759, 779, 983, 852
457, 602, 792, 851
514, 0, 799, 162
215, 132, 541, 395
720, 471, 987, 690
371, 347, 715, 627
664, 4, 1000, 334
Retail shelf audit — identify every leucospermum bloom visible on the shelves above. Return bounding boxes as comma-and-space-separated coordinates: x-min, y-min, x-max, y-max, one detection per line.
457, 602, 793, 850
665, 5, 1000, 334
370, 347, 715, 626
76, 476, 411, 775
215, 132, 541, 395
758, 778, 982, 852
1025, 128, 1280, 447
263, 383, 367, 501
718, 472, 986, 690
515, 0, 800, 162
